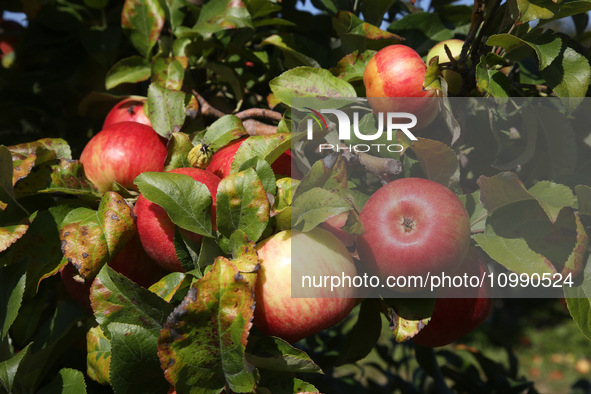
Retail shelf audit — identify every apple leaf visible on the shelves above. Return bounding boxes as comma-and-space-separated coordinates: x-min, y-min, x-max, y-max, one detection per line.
292, 188, 351, 232
163, 132, 194, 172
407, 138, 459, 189
330, 50, 377, 82
335, 299, 383, 366
0, 146, 30, 224
0, 262, 26, 342
135, 172, 214, 237
191, 0, 253, 36
245, 336, 322, 374
487, 31, 561, 70
60, 192, 136, 282
360, 0, 396, 26
149, 272, 189, 302
216, 168, 270, 242
387, 13, 455, 54
7, 138, 72, 163
173, 226, 201, 272
121, 0, 165, 58
227, 230, 260, 273
294, 153, 349, 200
541, 47, 591, 114
459, 191, 487, 232
0, 343, 32, 394
204, 62, 245, 109
203, 115, 249, 151
476, 54, 512, 98
105, 56, 151, 90
565, 255, 591, 342
151, 57, 184, 91
333, 11, 404, 54
269, 67, 357, 107
86, 325, 111, 386
0, 221, 29, 253
260, 34, 321, 68
157, 257, 257, 394
37, 368, 87, 394
39, 159, 101, 198
475, 202, 588, 277
528, 181, 575, 223
258, 370, 320, 394
231, 133, 297, 175
108, 323, 169, 394
90, 265, 174, 339
147, 83, 186, 139
382, 298, 435, 342
238, 156, 277, 196
576, 185, 591, 216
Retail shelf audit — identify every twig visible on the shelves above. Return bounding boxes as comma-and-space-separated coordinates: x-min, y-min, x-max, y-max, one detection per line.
235, 108, 283, 122
341, 147, 402, 182
242, 119, 278, 136
191, 90, 226, 118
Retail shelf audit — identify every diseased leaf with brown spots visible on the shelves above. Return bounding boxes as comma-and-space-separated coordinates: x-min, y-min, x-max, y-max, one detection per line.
121, 0, 165, 58
60, 192, 136, 282
8, 138, 72, 164
228, 230, 260, 273
149, 272, 189, 302
0, 220, 30, 253
90, 265, 174, 338
192, 0, 253, 36
216, 168, 270, 242
87, 325, 111, 386
330, 50, 376, 82
382, 298, 435, 342
11, 154, 36, 186
39, 159, 101, 198
158, 257, 257, 394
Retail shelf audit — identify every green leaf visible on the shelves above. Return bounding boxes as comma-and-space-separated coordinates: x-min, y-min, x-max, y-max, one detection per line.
152, 57, 185, 91
387, 12, 455, 54
258, 371, 320, 394
476, 54, 512, 98
205, 62, 245, 109
260, 34, 320, 68
0, 221, 29, 254
231, 133, 297, 175
293, 188, 351, 232
90, 265, 175, 338
0, 262, 26, 342
407, 138, 459, 188
173, 225, 201, 272
37, 368, 87, 394
60, 192, 136, 282
335, 298, 382, 366
459, 191, 487, 232
238, 157, 276, 196
39, 159, 102, 198
7, 139, 72, 163
108, 323, 169, 394
269, 67, 357, 107
135, 172, 213, 237
163, 132, 194, 171
105, 56, 151, 90
0, 343, 31, 394
158, 257, 257, 394
0, 146, 29, 225
161, 0, 187, 34
333, 11, 404, 54
330, 50, 376, 83
121, 0, 165, 58
192, 0, 253, 36
147, 82, 187, 139
528, 181, 575, 223
203, 116, 249, 151
149, 272, 188, 302
487, 30, 562, 70
541, 47, 591, 114
382, 298, 434, 343
565, 255, 591, 341
360, 0, 396, 26
216, 168, 270, 241
86, 325, 111, 386
513, 0, 559, 23
245, 337, 322, 373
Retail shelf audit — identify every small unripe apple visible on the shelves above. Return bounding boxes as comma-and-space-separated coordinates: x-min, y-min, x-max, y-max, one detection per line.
80, 122, 168, 193
206, 138, 303, 179
102, 97, 151, 129
363, 45, 439, 129
357, 177, 471, 292
426, 39, 464, 94
253, 228, 358, 343
135, 167, 221, 273
412, 248, 493, 347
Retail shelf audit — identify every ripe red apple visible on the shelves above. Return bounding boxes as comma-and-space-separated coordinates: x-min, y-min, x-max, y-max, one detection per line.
412, 248, 493, 347
206, 138, 303, 179
356, 177, 471, 292
253, 228, 358, 343
363, 45, 439, 129
80, 122, 168, 193
102, 97, 151, 129
320, 212, 355, 247
60, 234, 167, 313
426, 39, 464, 94
135, 167, 221, 273
0, 19, 23, 67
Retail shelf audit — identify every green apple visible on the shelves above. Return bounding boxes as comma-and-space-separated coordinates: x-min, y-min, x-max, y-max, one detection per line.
426, 39, 464, 94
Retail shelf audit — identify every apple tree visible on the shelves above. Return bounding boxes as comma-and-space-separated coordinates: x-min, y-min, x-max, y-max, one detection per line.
2, 0, 591, 392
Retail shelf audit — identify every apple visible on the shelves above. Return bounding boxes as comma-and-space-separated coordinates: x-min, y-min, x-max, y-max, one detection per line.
320, 212, 355, 247
102, 97, 151, 129
426, 39, 464, 94
135, 167, 221, 273
412, 248, 493, 347
60, 234, 167, 313
363, 45, 439, 129
356, 177, 471, 292
80, 122, 168, 193
253, 228, 358, 343
0, 19, 23, 67
206, 138, 303, 180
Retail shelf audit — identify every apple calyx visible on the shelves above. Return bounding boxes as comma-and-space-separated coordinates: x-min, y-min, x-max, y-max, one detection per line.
188, 143, 213, 169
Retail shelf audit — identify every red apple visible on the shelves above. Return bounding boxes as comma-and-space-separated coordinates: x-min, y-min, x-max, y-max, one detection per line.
253, 228, 358, 343
135, 167, 221, 273
320, 211, 355, 247
207, 138, 303, 179
356, 177, 471, 292
102, 97, 151, 129
80, 122, 168, 193
60, 234, 167, 313
0, 19, 23, 67
363, 45, 439, 129
412, 248, 493, 347
426, 39, 464, 95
